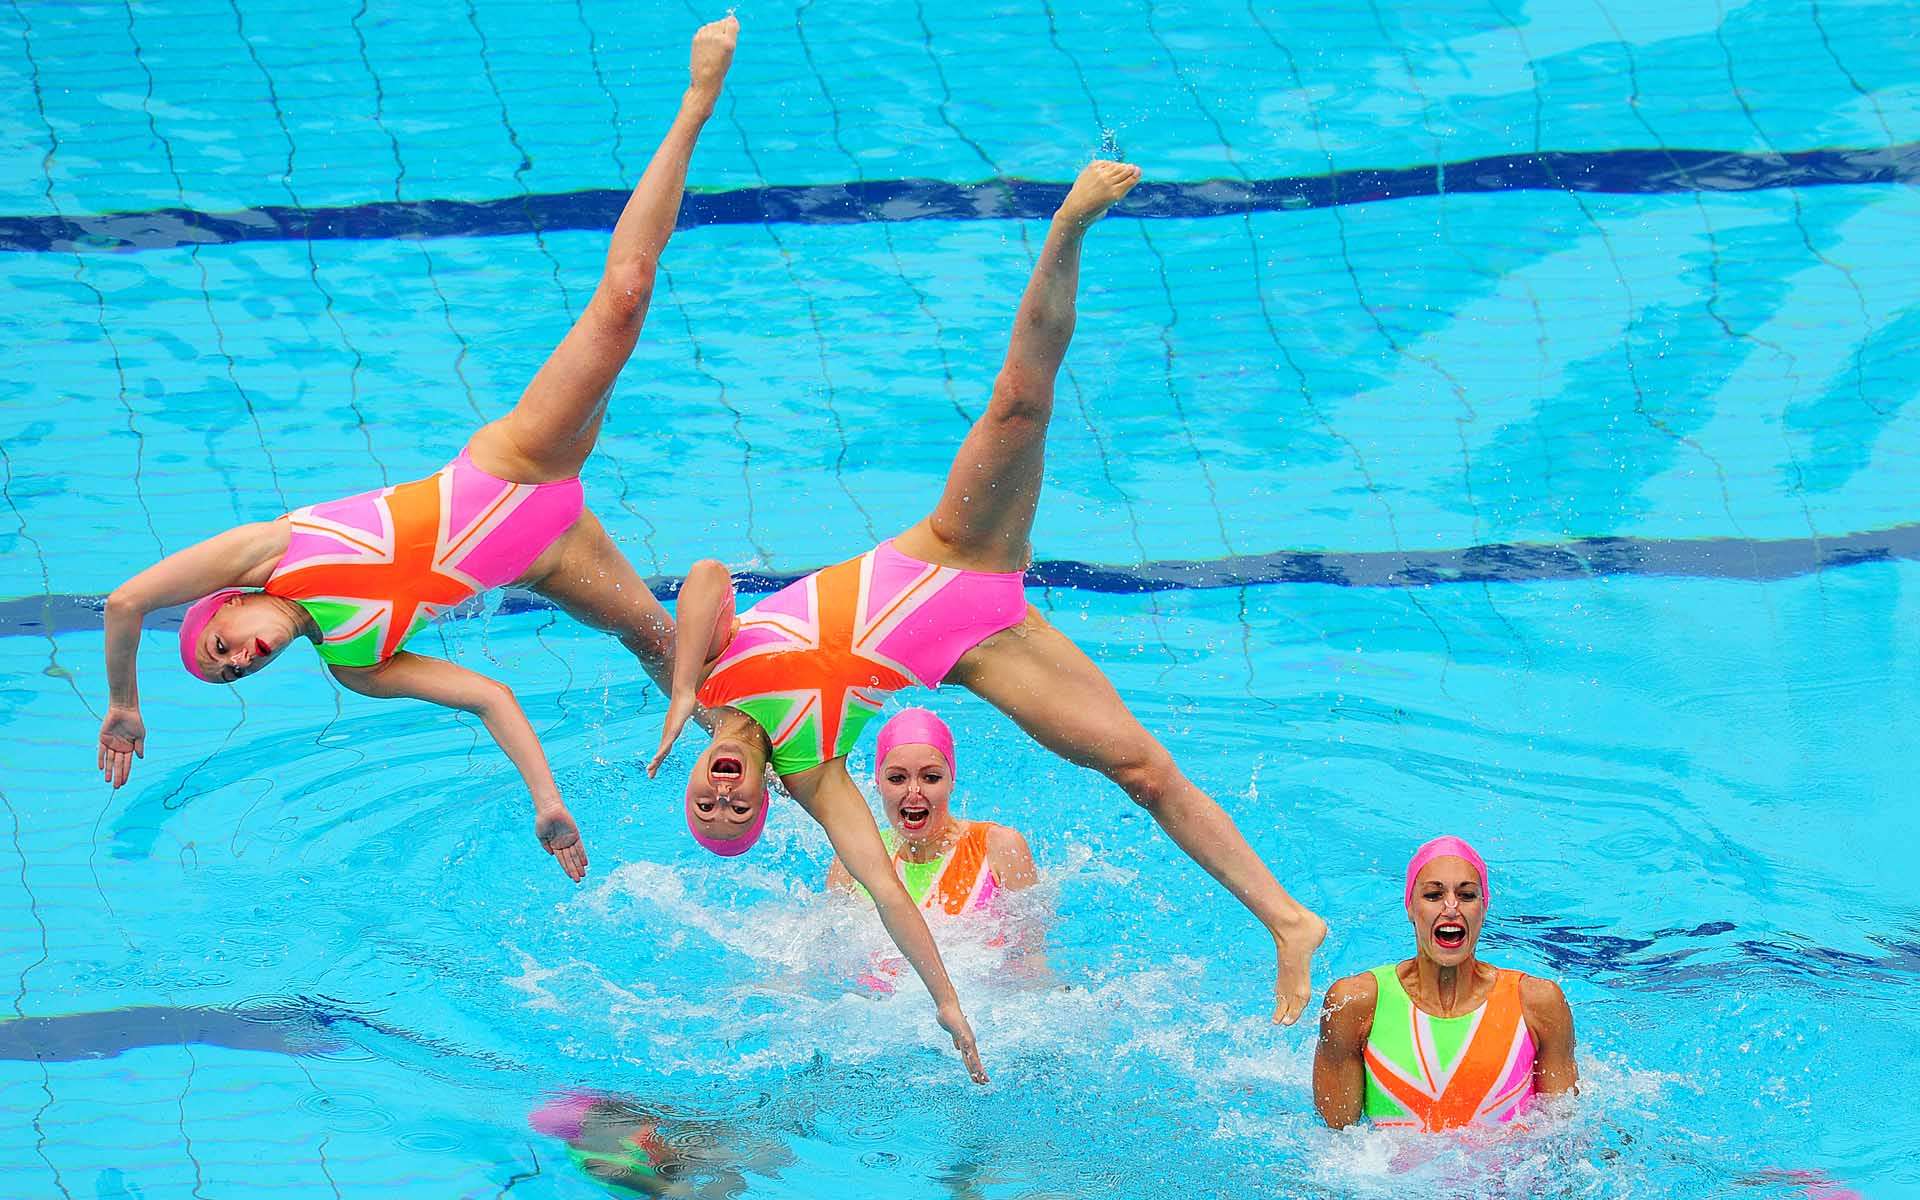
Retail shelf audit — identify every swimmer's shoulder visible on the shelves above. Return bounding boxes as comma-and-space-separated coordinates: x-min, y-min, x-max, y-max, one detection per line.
979, 821, 1031, 855
1505, 970, 1575, 1048
1516, 972, 1573, 1030
979, 821, 1038, 889
1319, 969, 1380, 1039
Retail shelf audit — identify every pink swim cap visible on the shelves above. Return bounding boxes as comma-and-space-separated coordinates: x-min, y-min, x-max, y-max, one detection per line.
874, 708, 956, 779
1404, 835, 1490, 911
178, 589, 250, 682
685, 780, 769, 857
529, 1091, 601, 1140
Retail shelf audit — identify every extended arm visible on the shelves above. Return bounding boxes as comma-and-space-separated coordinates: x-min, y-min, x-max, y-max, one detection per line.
1523, 976, 1579, 1097
824, 855, 857, 893
97, 521, 286, 788
790, 762, 988, 1084
1312, 973, 1377, 1129
647, 558, 736, 776
331, 652, 587, 883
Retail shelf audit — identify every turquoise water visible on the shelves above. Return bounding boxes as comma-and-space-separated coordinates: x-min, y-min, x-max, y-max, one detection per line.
3, 0, 1918, 1196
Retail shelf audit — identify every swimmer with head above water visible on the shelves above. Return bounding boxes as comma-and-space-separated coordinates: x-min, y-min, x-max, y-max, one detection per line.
647, 160, 1327, 1083
1313, 836, 1577, 1132
93, 17, 741, 884
825, 707, 1038, 912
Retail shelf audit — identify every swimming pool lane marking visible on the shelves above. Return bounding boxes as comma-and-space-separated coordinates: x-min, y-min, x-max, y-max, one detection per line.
351, 0, 485, 424
796, 0, 973, 429
6, 141, 1915, 254
229, 0, 392, 505
13, 522, 1920, 639
683, 0, 877, 554
1136, 0, 1307, 698
464, 0, 589, 742
1237, 1, 1471, 686
571, 0, 669, 579
1039, 0, 1187, 671
1496, 0, 1755, 583
1714, 0, 1882, 422
1590, 0, 1827, 574
5, 0, 106, 721
917, 1, 1158, 600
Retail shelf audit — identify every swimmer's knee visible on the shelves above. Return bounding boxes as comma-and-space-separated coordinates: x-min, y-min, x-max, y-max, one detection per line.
986, 372, 1053, 429
1108, 744, 1181, 812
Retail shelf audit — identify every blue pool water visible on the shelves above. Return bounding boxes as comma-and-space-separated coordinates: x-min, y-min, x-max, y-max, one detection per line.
3, 0, 1918, 1196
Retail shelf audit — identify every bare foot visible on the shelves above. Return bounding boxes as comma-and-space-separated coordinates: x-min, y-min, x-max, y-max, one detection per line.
537, 806, 589, 884
689, 15, 739, 99
1271, 907, 1329, 1026
1056, 159, 1142, 229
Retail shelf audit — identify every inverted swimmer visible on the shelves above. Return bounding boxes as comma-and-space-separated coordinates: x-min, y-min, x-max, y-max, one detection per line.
648, 161, 1327, 1082
826, 708, 1038, 915
1312, 837, 1577, 1132
93, 17, 741, 883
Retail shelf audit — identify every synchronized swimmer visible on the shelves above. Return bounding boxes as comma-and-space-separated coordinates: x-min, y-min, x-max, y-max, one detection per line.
95, 18, 742, 883
1313, 837, 1577, 1131
647, 158, 1325, 1080
89, 13, 1591, 1136
826, 708, 1038, 916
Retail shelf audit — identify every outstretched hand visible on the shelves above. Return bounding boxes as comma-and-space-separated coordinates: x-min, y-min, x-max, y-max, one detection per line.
97, 705, 146, 789
938, 1004, 990, 1085
647, 690, 698, 779
536, 805, 589, 883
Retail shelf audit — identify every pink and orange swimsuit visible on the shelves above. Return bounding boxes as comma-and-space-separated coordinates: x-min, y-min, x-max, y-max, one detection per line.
696, 540, 1028, 777
265, 451, 583, 668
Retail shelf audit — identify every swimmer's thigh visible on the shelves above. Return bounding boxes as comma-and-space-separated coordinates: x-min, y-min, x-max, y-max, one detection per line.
468, 294, 651, 483
947, 605, 1175, 792
521, 507, 674, 688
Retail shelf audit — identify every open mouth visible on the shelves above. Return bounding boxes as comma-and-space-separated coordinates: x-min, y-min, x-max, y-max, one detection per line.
709, 755, 743, 782
1433, 921, 1468, 950
898, 803, 931, 832
254, 637, 272, 658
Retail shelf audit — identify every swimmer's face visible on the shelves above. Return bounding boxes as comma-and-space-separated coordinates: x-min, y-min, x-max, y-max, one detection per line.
684, 735, 769, 846
198, 594, 300, 683
1408, 856, 1486, 966
877, 744, 954, 840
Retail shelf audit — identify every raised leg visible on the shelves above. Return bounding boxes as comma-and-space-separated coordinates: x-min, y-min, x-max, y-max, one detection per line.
467, 17, 738, 484
947, 607, 1327, 1025
894, 160, 1140, 572
523, 509, 674, 695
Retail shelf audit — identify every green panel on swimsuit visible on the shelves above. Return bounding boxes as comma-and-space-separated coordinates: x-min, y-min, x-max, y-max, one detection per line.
307, 607, 383, 668
299, 598, 360, 636
730, 694, 820, 775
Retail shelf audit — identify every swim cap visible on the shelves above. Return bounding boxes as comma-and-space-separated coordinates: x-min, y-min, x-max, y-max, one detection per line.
529, 1092, 600, 1140
1404, 835, 1490, 911
178, 588, 250, 682
685, 782, 769, 857
874, 708, 956, 780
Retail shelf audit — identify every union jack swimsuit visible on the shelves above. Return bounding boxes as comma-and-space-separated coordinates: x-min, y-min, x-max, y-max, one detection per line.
263, 450, 583, 667
696, 540, 1028, 777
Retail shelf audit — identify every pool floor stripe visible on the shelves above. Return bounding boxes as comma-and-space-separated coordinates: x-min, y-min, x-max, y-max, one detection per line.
5, 521, 1916, 637
3, 142, 1915, 254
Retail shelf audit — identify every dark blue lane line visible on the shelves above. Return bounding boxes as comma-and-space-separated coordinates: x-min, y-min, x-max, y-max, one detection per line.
8, 522, 1917, 637
5, 142, 1915, 254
